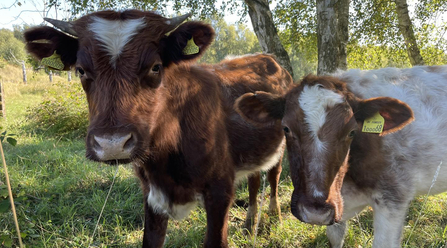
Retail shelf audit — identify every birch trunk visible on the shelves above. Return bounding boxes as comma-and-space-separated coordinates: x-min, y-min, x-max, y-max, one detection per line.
245, 0, 294, 77
335, 0, 349, 71
394, 0, 424, 65
316, 0, 339, 75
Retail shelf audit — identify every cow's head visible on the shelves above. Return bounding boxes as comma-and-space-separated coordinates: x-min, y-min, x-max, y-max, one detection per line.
25, 10, 214, 164
235, 75, 414, 225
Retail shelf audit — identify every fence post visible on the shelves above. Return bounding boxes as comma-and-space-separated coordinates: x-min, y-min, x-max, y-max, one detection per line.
0, 81, 5, 118
68, 71, 72, 82
21, 61, 27, 84
49, 70, 53, 83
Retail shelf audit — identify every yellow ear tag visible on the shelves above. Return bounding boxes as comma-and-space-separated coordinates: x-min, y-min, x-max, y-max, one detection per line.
362, 112, 385, 133
183, 38, 200, 55
41, 51, 65, 70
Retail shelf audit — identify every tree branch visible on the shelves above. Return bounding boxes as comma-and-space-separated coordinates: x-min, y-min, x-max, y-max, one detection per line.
0, 0, 20, 10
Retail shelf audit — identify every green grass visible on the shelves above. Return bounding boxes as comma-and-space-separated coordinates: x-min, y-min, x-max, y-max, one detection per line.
0, 64, 446, 247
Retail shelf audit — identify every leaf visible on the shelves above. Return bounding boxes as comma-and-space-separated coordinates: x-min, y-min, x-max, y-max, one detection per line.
3, 237, 12, 248
0, 199, 11, 213
0, 187, 8, 198
20, 232, 27, 239
6, 137, 17, 146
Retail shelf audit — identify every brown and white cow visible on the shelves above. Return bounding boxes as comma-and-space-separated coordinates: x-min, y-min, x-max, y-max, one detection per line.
24, 10, 293, 248
235, 66, 447, 247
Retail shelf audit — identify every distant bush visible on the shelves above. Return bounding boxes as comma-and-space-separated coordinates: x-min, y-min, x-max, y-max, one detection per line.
25, 81, 88, 138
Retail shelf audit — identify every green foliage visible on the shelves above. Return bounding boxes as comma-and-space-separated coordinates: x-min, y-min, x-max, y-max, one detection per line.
0, 29, 26, 63
0, 131, 17, 147
199, 18, 261, 64
24, 81, 88, 139
347, 42, 411, 70
275, 0, 318, 77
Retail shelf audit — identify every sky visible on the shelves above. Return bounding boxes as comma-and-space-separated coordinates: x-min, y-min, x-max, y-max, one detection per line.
0, 0, 75, 30
0, 0, 247, 30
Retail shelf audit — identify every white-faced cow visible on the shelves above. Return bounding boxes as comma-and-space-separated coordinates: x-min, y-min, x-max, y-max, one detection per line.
24, 10, 293, 248
235, 66, 447, 247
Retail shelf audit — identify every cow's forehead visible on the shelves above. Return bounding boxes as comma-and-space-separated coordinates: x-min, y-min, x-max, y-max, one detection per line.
88, 16, 146, 65
298, 84, 344, 139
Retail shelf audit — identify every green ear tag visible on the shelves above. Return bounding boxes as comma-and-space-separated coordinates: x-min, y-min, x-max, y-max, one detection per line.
41, 51, 65, 70
362, 112, 385, 133
183, 38, 200, 55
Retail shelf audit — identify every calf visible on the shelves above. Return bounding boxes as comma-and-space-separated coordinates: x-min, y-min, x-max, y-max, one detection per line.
235, 66, 447, 247
24, 10, 293, 248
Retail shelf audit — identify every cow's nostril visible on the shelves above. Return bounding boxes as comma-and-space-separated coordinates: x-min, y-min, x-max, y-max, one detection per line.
123, 133, 136, 150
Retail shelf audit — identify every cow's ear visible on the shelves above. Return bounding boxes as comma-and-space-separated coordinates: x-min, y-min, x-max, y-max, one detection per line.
355, 97, 414, 136
24, 26, 78, 70
160, 21, 214, 66
235, 91, 285, 126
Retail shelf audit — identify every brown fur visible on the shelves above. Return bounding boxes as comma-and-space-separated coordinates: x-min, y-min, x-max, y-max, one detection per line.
25, 10, 293, 248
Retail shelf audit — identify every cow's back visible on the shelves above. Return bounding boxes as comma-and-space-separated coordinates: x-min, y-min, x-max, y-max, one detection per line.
335, 65, 447, 195
211, 54, 293, 174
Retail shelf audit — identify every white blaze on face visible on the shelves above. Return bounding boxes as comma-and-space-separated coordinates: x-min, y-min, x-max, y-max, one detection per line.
89, 17, 146, 65
299, 84, 344, 197
299, 84, 344, 145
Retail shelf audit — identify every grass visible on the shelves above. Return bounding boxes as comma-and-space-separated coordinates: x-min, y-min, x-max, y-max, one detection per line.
0, 63, 446, 247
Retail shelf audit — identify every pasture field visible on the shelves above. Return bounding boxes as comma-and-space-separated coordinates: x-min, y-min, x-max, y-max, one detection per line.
0, 64, 446, 247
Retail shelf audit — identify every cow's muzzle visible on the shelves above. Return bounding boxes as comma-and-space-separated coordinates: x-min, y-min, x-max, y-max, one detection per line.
291, 192, 336, 226
86, 129, 138, 164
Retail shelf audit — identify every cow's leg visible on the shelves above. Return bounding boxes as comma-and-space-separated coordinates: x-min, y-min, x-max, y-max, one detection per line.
142, 197, 169, 248
267, 155, 283, 217
371, 197, 410, 248
244, 171, 261, 233
326, 221, 347, 248
203, 177, 234, 248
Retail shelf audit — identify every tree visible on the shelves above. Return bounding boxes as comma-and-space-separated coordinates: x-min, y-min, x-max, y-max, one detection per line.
199, 18, 261, 64
0, 29, 26, 63
316, 0, 345, 75
394, 0, 424, 65
335, 0, 349, 70
244, 0, 293, 76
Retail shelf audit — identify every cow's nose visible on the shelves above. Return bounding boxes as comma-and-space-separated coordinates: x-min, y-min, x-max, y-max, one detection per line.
92, 133, 136, 161
294, 204, 335, 225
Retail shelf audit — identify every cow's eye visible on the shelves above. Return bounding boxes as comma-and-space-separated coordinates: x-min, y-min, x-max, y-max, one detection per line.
283, 126, 290, 134
151, 64, 161, 73
76, 67, 85, 76
348, 130, 356, 138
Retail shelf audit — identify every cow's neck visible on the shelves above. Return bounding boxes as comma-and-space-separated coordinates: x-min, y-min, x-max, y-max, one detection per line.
148, 81, 182, 154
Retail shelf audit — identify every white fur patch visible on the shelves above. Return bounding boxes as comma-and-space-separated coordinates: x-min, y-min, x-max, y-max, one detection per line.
147, 184, 202, 220
235, 139, 285, 183
298, 84, 344, 141
89, 17, 146, 65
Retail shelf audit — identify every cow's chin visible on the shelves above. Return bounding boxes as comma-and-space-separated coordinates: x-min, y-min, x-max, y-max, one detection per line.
85, 151, 135, 165
103, 158, 133, 165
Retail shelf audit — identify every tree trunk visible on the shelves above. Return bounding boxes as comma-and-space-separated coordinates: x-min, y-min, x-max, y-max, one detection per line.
316, 0, 340, 75
335, 0, 349, 71
394, 0, 424, 66
21, 61, 27, 84
245, 0, 294, 77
